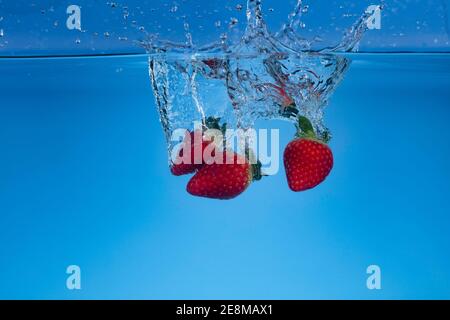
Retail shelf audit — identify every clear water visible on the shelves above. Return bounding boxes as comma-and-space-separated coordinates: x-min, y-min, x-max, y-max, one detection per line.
1, 53, 450, 298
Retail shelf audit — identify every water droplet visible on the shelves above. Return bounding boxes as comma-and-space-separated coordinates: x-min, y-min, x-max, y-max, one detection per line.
170, 6, 178, 13
0, 29, 4, 37
139, 26, 145, 32
236, 4, 243, 11
269, 8, 274, 12
109, 2, 117, 8
214, 20, 221, 28
75, 38, 81, 44
118, 36, 128, 41
104, 32, 110, 37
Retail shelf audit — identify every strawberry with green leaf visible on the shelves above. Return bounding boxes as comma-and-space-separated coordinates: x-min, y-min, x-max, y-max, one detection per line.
284, 116, 333, 191
170, 117, 224, 176
187, 151, 263, 200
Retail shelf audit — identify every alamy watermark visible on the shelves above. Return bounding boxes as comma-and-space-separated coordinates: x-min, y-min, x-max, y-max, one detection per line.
66, 5, 81, 31
366, 5, 382, 30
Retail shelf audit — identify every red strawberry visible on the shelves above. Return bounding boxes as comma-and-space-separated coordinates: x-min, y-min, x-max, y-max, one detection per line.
263, 83, 299, 118
170, 130, 211, 176
187, 151, 262, 200
284, 116, 333, 191
203, 58, 221, 70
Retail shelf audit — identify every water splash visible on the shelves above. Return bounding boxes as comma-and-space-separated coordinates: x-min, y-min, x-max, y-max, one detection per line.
146, 0, 378, 163
275, 0, 311, 52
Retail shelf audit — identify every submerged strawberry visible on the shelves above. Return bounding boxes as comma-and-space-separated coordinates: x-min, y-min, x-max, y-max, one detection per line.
170, 130, 211, 176
170, 117, 224, 176
203, 58, 222, 70
284, 116, 333, 192
187, 151, 262, 200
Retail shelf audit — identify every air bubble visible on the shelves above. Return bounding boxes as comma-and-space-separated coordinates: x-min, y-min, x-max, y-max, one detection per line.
229, 18, 239, 27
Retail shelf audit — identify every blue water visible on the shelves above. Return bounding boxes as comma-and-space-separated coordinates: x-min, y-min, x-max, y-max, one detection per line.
0, 53, 449, 299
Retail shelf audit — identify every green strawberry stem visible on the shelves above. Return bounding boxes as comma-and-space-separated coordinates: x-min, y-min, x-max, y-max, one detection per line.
203, 116, 229, 150
251, 161, 263, 181
296, 115, 317, 139
295, 115, 331, 144
244, 147, 263, 182
204, 116, 222, 131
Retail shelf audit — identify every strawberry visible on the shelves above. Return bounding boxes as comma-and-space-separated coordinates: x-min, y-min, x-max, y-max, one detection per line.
284, 116, 333, 191
170, 117, 225, 176
170, 130, 211, 176
203, 58, 221, 70
186, 151, 262, 200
